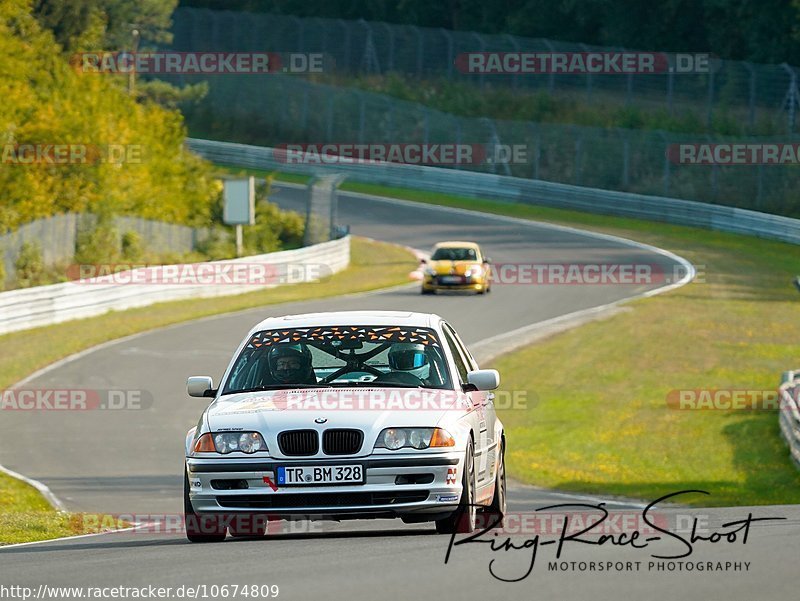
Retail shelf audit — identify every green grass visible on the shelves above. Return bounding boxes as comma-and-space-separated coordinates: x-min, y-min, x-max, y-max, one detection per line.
210, 170, 800, 505
0, 237, 417, 544
339, 182, 800, 506
0, 472, 109, 545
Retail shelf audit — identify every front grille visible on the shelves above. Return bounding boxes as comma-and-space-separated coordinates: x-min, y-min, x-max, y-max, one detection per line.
323, 429, 363, 455
217, 491, 430, 509
278, 430, 319, 456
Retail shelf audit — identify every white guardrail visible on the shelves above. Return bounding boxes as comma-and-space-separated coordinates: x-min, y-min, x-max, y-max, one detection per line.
780, 371, 800, 469
0, 236, 350, 336
187, 138, 800, 245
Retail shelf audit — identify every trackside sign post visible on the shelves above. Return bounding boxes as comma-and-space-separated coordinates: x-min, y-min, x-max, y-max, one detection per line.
223, 177, 255, 256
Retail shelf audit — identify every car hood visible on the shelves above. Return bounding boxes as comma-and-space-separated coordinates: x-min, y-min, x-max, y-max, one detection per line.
206, 387, 470, 435
428, 260, 482, 275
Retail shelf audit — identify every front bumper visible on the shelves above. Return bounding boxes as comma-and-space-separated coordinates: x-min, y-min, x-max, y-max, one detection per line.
423, 276, 487, 292
186, 453, 464, 519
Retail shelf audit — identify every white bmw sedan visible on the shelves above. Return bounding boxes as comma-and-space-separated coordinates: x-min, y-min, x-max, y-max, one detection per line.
183, 310, 506, 542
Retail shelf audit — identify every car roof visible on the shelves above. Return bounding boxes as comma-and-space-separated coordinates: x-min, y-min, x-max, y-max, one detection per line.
432, 240, 481, 250
247, 310, 442, 334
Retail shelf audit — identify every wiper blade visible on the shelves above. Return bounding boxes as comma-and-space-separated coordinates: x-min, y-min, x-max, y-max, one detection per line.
221, 384, 322, 395
326, 382, 425, 389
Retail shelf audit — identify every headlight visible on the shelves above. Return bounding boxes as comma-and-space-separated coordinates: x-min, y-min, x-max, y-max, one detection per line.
424, 267, 437, 276
374, 427, 454, 450
193, 432, 268, 454
382, 428, 407, 450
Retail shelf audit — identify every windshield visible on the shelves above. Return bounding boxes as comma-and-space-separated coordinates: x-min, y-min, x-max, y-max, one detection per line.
431, 247, 478, 261
222, 325, 452, 394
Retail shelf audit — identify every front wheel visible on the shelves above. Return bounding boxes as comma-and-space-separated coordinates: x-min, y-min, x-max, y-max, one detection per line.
483, 439, 506, 527
184, 471, 227, 543
435, 440, 477, 534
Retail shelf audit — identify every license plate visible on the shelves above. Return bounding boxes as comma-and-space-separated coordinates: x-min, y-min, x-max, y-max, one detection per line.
440, 276, 463, 284
276, 464, 364, 486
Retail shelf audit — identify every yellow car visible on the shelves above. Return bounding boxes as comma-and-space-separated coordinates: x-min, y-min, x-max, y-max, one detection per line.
420, 241, 492, 295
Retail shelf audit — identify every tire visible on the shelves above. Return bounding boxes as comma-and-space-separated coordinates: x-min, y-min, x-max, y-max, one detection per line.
435, 439, 477, 534
482, 439, 506, 528
184, 470, 227, 543
421, 287, 435, 295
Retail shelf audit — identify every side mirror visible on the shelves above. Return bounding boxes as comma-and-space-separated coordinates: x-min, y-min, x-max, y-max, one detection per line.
188, 376, 216, 398
465, 369, 500, 391
483, 257, 492, 264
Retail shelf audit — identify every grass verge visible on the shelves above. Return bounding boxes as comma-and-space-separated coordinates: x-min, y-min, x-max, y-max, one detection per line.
339, 181, 800, 506
214, 169, 800, 505
0, 237, 416, 544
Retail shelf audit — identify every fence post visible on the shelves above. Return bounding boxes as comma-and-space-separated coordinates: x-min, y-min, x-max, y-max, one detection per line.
326, 96, 335, 140
528, 124, 540, 180
472, 32, 486, 89
337, 19, 351, 72
573, 127, 583, 185
413, 26, 424, 77
706, 69, 715, 129
743, 62, 756, 129
359, 19, 380, 74
579, 43, 593, 101
621, 130, 630, 188
442, 29, 454, 79
543, 39, 556, 93
781, 63, 799, 134
658, 132, 670, 196
666, 64, 674, 115
383, 23, 395, 72
505, 34, 520, 90
358, 92, 366, 144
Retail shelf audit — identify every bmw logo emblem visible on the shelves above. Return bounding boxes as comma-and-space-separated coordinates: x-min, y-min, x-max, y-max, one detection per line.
314, 417, 327, 424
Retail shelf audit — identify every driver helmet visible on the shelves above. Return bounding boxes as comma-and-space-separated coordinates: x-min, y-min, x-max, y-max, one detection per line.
387, 343, 430, 380
268, 344, 315, 385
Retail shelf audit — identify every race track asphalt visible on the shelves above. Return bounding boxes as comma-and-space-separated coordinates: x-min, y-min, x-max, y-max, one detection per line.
1, 187, 796, 600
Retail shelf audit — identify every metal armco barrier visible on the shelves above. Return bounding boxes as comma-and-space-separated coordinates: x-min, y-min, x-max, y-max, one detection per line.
187, 138, 800, 246
780, 371, 800, 470
0, 237, 350, 336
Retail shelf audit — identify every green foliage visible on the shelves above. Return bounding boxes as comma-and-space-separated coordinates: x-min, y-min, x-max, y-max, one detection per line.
0, 0, 217, 232
120, 230, 143, 261
194, 227, 235, 260
14, 242, 45, 288
33, 0, 177, 52
74, 217, 120, 264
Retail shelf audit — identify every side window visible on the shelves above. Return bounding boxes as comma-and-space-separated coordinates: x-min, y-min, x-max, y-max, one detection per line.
442, 329, 469, 384
444, 324, 478, 372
